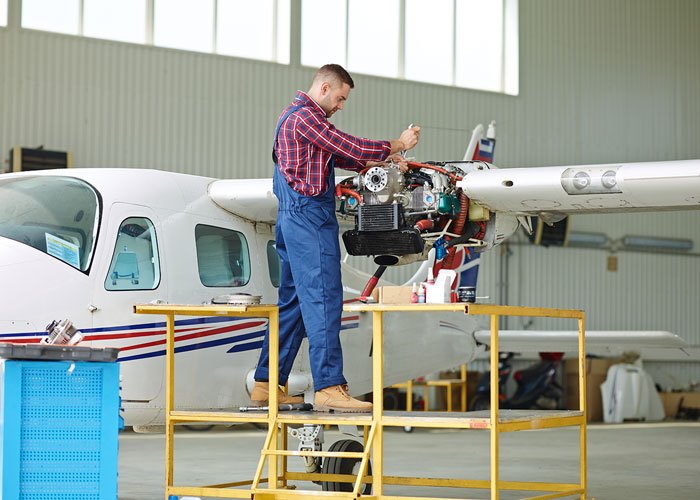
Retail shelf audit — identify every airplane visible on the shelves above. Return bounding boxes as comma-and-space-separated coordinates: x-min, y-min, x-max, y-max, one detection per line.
0, 124, 696, 435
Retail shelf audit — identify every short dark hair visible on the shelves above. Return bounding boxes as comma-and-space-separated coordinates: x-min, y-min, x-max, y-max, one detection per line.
314, 64, 355, 89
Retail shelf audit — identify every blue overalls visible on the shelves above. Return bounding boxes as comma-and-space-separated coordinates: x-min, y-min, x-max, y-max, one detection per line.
254, 105, 347, 391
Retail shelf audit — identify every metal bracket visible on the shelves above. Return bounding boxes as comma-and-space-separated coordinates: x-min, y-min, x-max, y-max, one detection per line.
288, 424, 324, 474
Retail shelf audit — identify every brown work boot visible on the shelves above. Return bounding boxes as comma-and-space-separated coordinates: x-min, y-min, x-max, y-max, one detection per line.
250, 381, 304, 406
314, 385, 373, 413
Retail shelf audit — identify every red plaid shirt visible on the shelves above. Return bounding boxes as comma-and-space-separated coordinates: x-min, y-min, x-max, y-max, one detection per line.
275, 91, 391, 196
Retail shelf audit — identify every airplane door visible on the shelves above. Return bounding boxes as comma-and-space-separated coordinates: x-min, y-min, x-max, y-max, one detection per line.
90, 203, 167, 402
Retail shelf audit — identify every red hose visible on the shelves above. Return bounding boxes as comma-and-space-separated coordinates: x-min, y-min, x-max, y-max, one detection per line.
440, 191, 469, 270
360, 266, 387, 302
337, 186, 363, 206
452, 191, 469, 236
406, 161, 463, 182
414, 219, 434, 232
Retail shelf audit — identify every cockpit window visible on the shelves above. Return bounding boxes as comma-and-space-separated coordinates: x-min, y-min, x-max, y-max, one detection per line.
0, 176, 100, 271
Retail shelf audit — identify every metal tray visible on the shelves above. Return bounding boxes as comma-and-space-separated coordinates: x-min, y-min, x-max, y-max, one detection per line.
0, 343, 119, 362
211, 293, 262, 305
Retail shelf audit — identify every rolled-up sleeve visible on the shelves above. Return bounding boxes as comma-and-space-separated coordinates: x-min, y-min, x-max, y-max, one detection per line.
295, 112, 391, 169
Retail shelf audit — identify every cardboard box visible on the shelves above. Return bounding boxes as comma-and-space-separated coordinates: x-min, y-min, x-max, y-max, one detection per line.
376, 286, 413, 304
565, 358, 619, 422
659, 392, 700, 418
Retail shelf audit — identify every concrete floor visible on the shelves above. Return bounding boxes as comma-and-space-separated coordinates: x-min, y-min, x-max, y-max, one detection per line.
118, 422, 700, 499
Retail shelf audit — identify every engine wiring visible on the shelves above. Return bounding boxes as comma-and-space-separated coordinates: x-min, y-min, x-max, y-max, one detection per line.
406, 160, 463, 183
334, 159, 493, 294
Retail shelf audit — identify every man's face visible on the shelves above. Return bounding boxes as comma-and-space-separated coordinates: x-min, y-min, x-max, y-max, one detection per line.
319, 82, 351, 117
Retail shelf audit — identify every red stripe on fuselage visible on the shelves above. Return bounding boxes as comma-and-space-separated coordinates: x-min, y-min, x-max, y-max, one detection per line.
82, 326, 202, 342
119, 320, 267, 352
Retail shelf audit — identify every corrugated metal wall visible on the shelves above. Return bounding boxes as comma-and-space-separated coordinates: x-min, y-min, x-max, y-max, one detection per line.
1, 0, 699, 386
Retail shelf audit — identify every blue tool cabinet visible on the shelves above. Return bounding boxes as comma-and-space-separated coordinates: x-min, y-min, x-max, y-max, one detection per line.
0, 351, 120, 500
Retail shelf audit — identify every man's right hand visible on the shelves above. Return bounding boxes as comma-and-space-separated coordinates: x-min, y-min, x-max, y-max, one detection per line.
399, 126, 421, 151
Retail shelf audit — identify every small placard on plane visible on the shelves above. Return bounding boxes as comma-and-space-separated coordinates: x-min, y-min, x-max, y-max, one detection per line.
45, 233, 80, 268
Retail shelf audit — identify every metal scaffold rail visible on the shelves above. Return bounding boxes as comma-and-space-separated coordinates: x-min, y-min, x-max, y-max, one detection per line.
134, 302, 588, 500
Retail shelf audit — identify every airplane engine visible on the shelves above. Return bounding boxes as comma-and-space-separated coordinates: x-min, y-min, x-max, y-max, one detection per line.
337, 160, 508, 265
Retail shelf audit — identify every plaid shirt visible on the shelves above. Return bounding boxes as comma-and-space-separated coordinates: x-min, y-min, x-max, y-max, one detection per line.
275, 91, 391, 196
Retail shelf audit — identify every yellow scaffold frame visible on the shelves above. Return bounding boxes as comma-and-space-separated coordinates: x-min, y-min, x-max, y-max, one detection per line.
344, 303, 588, 500
134, 302, 587, 500
134, 304, 282, 499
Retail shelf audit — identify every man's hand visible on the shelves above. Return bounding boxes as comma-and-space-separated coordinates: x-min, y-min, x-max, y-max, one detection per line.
399, 126, 421, 151
389, 126, 421, 155
385, 153, 409, 172
365, 154, 409, 173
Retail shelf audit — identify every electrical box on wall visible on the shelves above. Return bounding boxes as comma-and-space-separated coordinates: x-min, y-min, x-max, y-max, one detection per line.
528, 217, 570, 247
7, 147, 72, 173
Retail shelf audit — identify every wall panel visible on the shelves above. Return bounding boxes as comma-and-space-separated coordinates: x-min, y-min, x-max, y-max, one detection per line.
1, 0, 699, 385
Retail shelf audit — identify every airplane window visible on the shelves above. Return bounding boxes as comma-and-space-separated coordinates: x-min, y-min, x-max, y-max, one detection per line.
195, 225, 250, 287
104, 217, 160, 291
0, 176, 100, 272
266, 240, 280, 288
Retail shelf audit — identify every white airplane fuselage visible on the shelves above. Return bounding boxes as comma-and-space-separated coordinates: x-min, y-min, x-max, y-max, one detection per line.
0, 169, 482, 426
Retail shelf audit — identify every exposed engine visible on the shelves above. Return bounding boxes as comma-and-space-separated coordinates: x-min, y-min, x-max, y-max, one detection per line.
336, 160, 516, 266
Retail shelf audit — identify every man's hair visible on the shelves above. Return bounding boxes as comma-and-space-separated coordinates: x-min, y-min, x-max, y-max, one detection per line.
313, 64, 355, 89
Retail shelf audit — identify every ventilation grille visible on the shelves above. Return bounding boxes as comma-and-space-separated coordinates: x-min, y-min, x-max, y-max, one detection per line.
342, 229, 424, 256
357, 204, 401, 232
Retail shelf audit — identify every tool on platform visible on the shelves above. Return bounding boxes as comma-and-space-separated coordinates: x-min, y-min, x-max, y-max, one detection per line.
239, 403, 313, 412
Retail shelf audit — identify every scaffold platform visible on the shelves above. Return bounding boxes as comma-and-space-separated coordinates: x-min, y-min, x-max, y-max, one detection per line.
135, 302, 588, 500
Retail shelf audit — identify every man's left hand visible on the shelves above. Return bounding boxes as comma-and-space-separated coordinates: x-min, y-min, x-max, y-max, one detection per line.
365, 154, 409, 173
385, 153, 409, 173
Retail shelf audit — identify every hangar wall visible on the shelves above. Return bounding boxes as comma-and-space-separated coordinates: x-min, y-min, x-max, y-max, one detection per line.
1, 0, 699, 385
2, 1, 698, 175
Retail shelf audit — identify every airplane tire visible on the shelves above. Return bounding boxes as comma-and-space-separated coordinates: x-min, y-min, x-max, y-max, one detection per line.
469, 395, 490, 411
383, 390, 400, 411
321, 439, 372, 494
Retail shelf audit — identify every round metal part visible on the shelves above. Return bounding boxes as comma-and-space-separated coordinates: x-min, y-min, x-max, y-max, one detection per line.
601, 170, 618, 189
211, 294, 261, 305
363, 167, 388, 193
573, 171, 591, 190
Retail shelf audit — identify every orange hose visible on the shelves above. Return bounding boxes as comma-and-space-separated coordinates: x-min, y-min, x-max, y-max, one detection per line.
452, 191, 469, 236
414, 219, 434, 232
338, 186, 363, 205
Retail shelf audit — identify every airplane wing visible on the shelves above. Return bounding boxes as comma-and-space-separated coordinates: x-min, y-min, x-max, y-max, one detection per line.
459, 159, 700, 219
474, 329, 690, 359
208, 175, 354, 224
209, 178, 277, 224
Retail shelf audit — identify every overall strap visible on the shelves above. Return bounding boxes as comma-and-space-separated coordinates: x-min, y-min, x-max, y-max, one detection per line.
272, 104, 303, 163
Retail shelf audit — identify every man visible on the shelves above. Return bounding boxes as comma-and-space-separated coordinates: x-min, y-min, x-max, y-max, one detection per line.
251, 64, 420, 412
